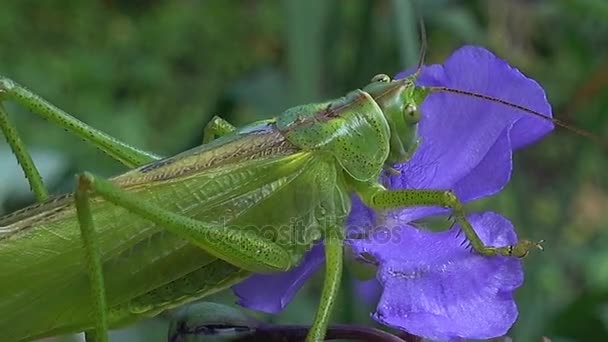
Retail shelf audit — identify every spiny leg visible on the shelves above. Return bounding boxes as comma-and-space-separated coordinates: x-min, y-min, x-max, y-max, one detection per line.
307, 224, 343, 342
0, 77, 162, 170
76, 172, 295, 273
0, 103, 47, 201
202, 115, 236, 144
75, 176, 109, 342
356, 182, 543, 257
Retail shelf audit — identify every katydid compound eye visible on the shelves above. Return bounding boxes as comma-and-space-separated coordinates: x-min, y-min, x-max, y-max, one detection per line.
371, 74, 390, 83
404, 104, 420, 123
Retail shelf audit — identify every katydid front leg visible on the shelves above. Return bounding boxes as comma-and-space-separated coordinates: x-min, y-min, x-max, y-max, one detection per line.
355, 181, 544, 257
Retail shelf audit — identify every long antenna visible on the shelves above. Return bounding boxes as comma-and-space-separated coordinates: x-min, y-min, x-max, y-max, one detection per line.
406, 14, 603, 148
412, 17, 427, 78
428, 86, 608, 149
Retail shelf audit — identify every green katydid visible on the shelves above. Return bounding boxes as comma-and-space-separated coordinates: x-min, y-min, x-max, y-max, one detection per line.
0, 61, 566, 342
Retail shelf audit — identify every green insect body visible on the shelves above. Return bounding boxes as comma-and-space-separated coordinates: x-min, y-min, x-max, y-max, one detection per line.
0, 73, 536, 342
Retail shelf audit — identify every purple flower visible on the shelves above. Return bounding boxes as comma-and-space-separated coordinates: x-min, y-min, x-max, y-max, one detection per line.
354, 213, 523, 340
232, 46, 553, 340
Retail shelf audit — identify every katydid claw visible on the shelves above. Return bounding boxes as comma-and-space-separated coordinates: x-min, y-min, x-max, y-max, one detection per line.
507, 239, 545, 258
535, 239, 545, 251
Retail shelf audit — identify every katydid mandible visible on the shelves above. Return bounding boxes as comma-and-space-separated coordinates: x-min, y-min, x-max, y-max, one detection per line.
0, 68, 550, 342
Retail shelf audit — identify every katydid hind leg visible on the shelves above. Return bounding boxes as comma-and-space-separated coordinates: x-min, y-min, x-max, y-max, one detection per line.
0, 103, 48, 201
202, 115, 236, 144
356, 182, 543, 257
307, 224, 344, 342
77, 172, 298, 274
0, 76, 161, 169
75, 175, 109, 342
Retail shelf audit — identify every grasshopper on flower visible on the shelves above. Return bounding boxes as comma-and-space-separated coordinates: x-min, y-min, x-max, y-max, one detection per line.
3, 44, 594, 342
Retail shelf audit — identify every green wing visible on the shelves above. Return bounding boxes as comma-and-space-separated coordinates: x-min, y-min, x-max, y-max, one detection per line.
0, 126, 350, 341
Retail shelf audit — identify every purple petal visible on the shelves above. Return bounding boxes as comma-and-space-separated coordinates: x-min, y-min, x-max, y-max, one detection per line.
349, 212, 523, 340
391, 46, 553, 203
232, 244, 324, 313
355, 278, 382, 306
346, 195, 377, 239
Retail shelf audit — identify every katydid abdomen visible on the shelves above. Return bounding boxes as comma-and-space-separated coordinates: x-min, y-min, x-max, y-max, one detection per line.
0, 123, 350, 341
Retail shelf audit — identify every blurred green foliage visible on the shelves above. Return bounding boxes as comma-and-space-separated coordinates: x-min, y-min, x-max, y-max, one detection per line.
0, 1, 607, 341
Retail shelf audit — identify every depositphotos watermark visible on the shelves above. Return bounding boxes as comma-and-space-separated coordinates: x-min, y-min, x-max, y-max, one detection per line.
205, 216, 414, 247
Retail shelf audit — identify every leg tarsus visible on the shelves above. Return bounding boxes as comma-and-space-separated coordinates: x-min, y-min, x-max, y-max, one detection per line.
202, 116, 236, 144
440, 190, 543, 257
75, 174, 109, 342
306, 225, 343, 342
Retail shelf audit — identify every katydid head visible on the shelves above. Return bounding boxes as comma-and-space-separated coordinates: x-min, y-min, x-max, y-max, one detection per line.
363, 73, 430, 166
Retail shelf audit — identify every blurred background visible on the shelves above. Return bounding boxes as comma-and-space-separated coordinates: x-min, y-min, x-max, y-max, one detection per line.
0, 0, 606, 341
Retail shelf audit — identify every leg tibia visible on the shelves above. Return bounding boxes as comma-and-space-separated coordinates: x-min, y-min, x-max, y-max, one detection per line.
357, 183, 543, 258
0, 77, 161, 168
0, 103, 48, 201
75, 176, 109, 342
307, 225, 343, 342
